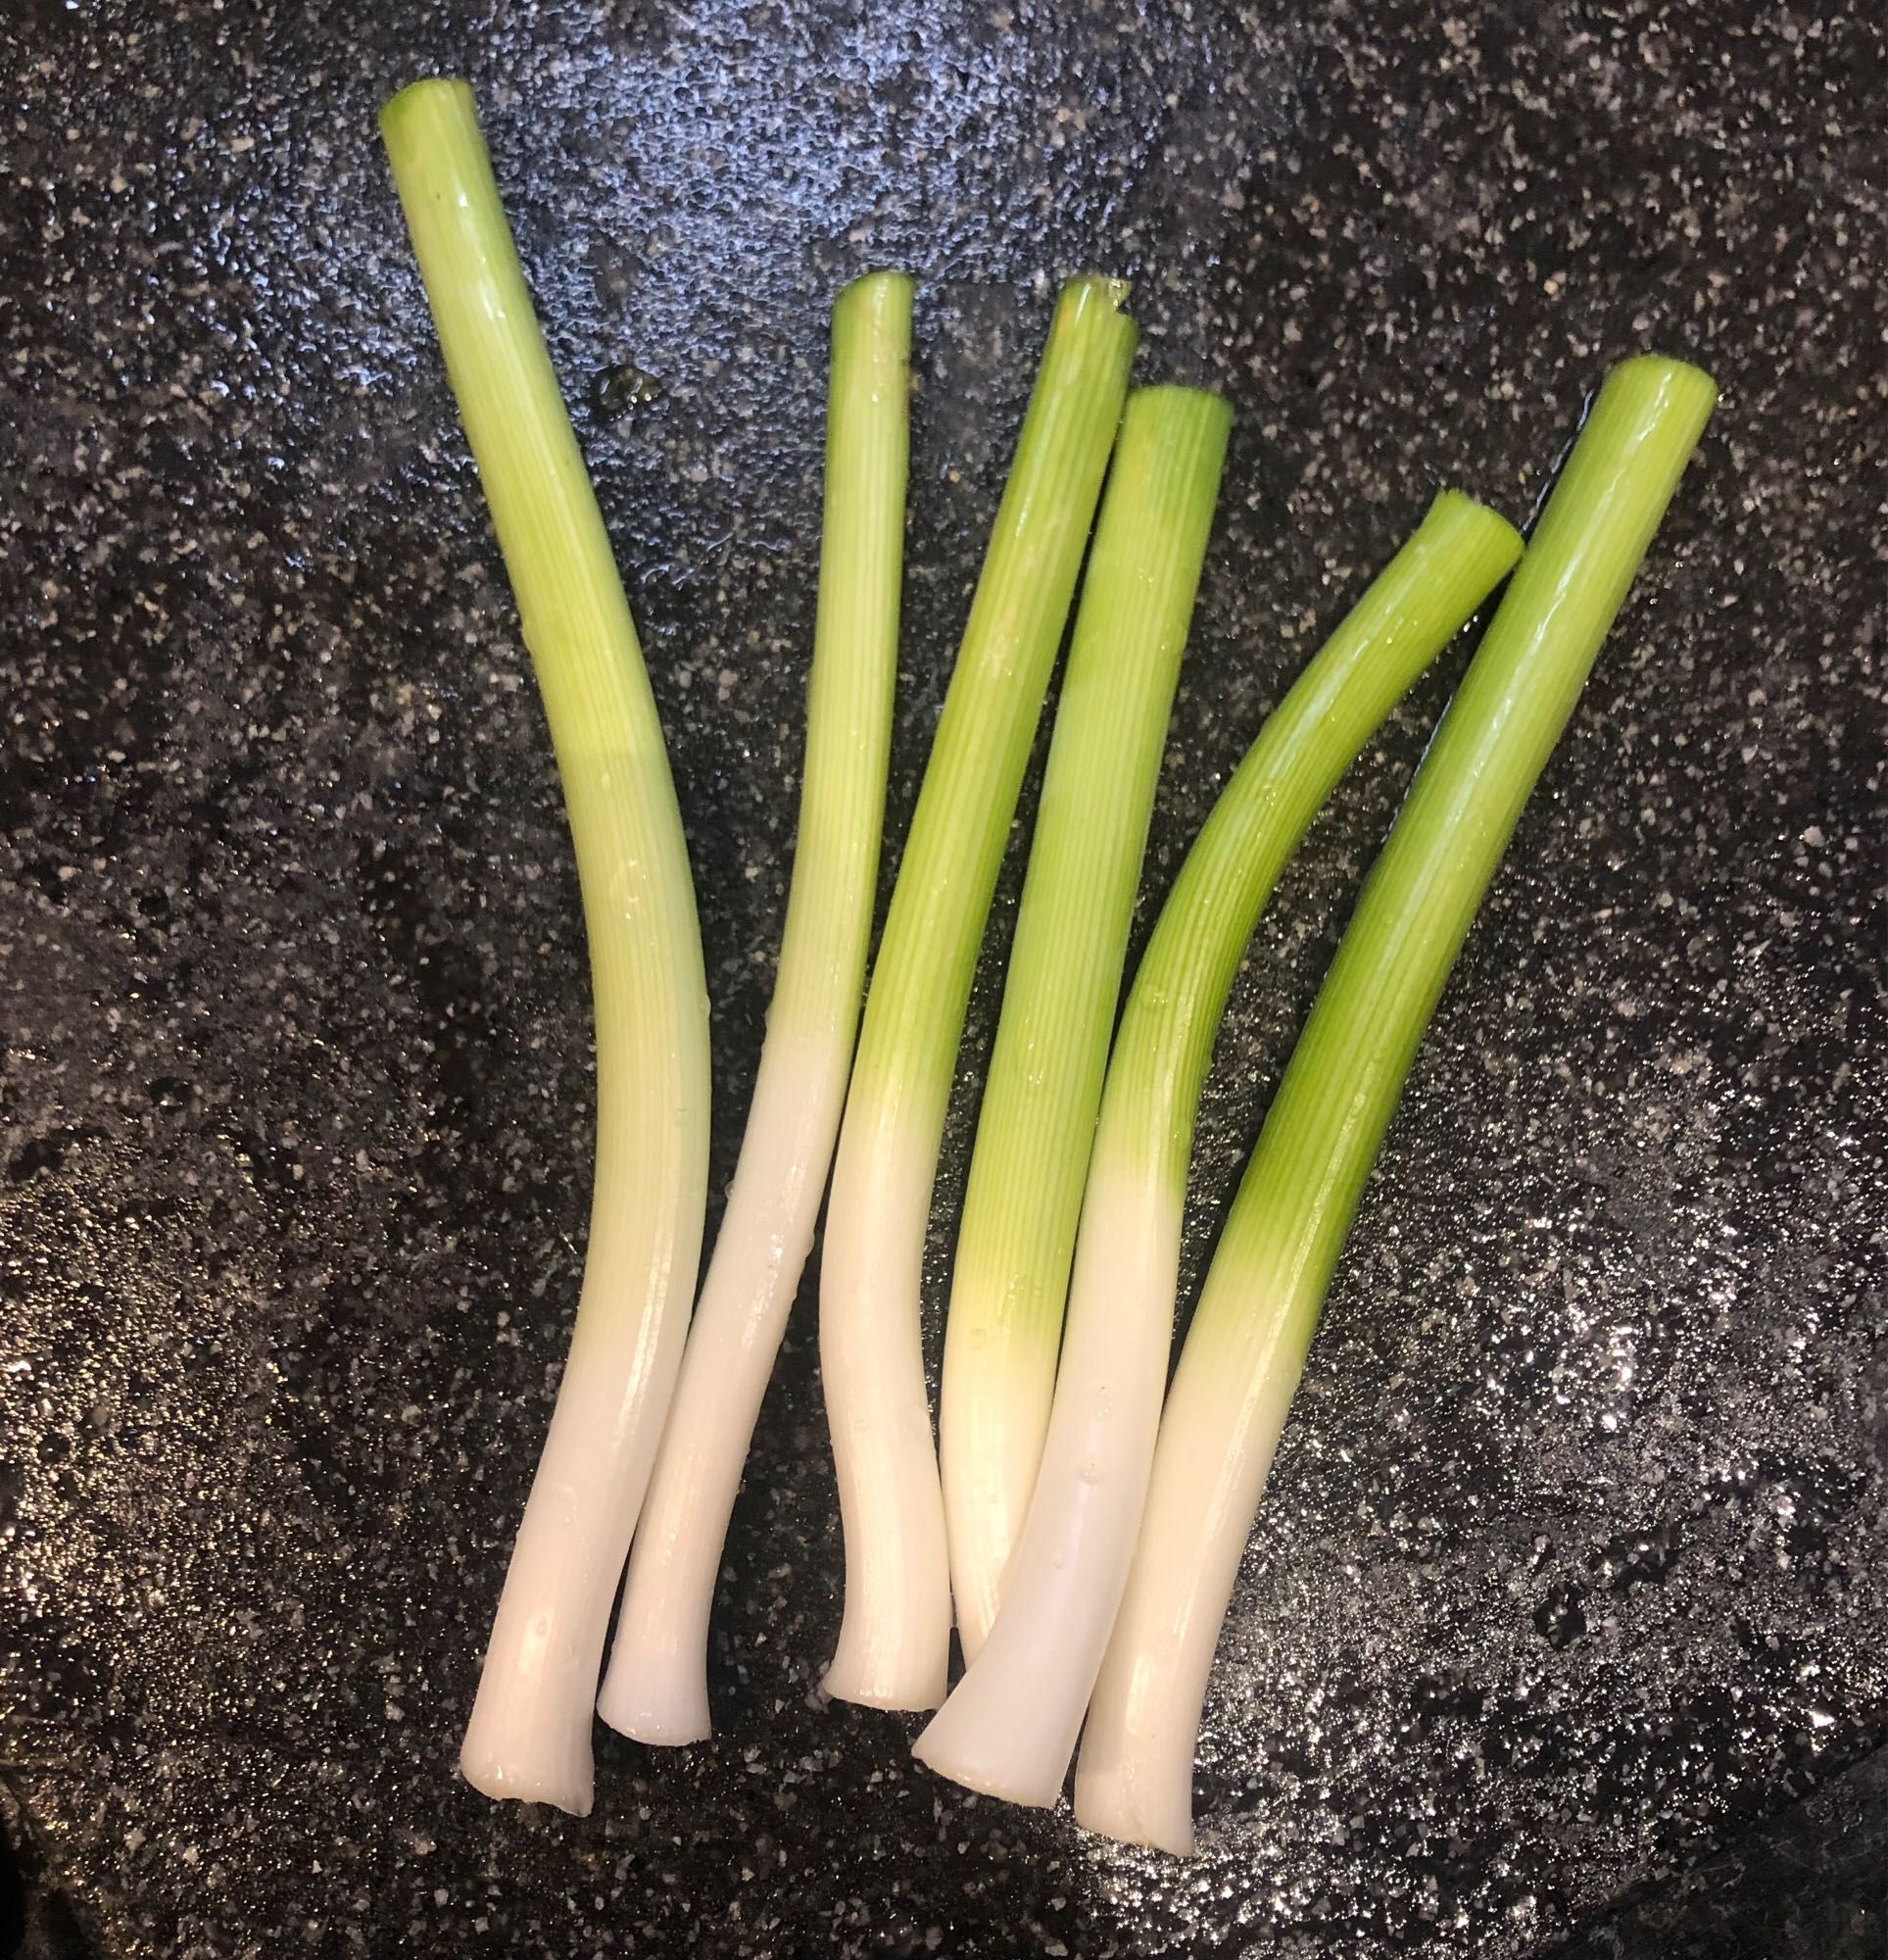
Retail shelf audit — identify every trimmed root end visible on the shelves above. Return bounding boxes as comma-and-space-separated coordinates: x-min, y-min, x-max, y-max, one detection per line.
1072, 1781, 1195, 1856
821, 1638, 947, 1713
1072, 1751, 1197, 1856
909, 1709, 1064, 1809
596, 1666, 713, 1748
458, 1735, 595, 1817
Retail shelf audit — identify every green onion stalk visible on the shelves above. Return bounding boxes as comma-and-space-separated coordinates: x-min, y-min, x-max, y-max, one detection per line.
819, 277, 1138, 1711
382, 79, 711, 1814
914, 491, 1524, 1804
598, 273, 912, 1744
1076, 356, 1717, 1854
938, 385, 1232, 1663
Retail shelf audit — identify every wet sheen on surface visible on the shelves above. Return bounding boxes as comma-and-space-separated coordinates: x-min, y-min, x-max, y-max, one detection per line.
0, 0, 1882, 1954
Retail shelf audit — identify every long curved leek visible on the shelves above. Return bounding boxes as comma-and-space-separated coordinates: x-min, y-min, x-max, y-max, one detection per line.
597, 272, 912, 1745
819, 277, 1138, 1711
913, 490, 1523, 1805
383, 78, 711, 1816
939, 385, 1231, 1663
1076, 355, 1718, 1855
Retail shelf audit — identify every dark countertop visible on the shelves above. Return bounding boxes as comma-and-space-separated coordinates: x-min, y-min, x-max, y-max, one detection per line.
1, 1, 1882, 1954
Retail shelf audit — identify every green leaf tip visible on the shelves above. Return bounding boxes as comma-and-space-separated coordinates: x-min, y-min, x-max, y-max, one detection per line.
1611, 352, 1719, 418
378, 75, 475, 149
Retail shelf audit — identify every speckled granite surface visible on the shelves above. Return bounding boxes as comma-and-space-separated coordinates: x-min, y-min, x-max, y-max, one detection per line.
1550, 1747, 1888, 1959
1, 1, 1883, 1955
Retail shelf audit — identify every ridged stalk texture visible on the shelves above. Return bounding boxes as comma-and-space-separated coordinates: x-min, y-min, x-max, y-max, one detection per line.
913, 491, 1524, 1805
1076, 356, 1718, 1855
382, 78, 712, 1816
819, 277, 1138, 1711
598, 272, 912, 1745
939, 385, 1232, 1662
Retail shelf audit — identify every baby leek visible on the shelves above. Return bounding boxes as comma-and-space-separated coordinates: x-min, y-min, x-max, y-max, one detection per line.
939, 385, 1232, 1663
913, 490, 1523, 1804
597, 272, 912, 1745
820, 277, 1138, 1711
382, 79, 712, 1815
1075, 355, 1718, 1854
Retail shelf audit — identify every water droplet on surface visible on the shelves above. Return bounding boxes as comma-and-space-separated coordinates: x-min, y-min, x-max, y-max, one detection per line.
1532, 1579, 1588, 1648
595, 363, 662, 421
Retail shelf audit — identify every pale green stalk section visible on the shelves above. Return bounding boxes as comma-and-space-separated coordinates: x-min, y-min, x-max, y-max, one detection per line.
598, 273, 911, 1745
1097, 491, 1526, 1207
1076, 356, 1718, 1856
939, 386, 1231, 1662
382, 79, 711, 1816
819, 277, 1138, 1710
912, 491, 1523, 1807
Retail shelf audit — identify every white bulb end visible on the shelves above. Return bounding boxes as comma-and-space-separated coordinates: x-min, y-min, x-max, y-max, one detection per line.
1071, 1758, 1196, 1855
910, 1692, 1065, 1809
821, 1632, 947, 1713
459, 1701, 595, 1816
596, 1652, 713, 1746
